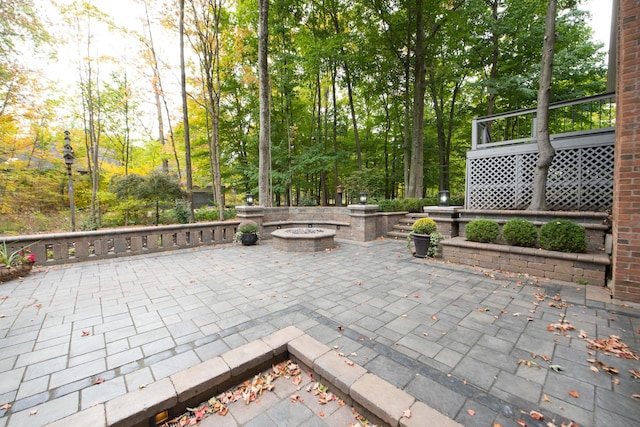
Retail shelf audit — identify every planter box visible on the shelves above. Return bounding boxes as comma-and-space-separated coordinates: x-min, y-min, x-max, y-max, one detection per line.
440, 237, 610, 286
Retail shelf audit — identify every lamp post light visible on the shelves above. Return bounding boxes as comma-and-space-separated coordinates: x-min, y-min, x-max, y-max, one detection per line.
246, 192, 254, 206
62, 130, 76, 231
359, 192, 368, 205
439, 190, 450, 207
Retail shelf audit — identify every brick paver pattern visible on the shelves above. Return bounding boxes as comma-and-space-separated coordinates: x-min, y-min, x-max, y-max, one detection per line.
0, 239, 638, 426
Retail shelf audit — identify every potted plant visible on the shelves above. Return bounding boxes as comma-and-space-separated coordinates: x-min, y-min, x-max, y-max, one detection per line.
408, 218, 437, 258
0, 241, 36, 283
233, 220, 260, 246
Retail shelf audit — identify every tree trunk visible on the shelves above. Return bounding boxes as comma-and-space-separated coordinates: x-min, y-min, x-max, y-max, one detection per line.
258, 0, 271, 207
528, 0, 557, 211
408, 0, 426, 198
179, 0, 194, 222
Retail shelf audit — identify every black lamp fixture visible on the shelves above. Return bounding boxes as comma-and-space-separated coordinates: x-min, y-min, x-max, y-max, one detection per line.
246, 192, 254, 206
439, 190, 450, 207
359, 192, 368, 205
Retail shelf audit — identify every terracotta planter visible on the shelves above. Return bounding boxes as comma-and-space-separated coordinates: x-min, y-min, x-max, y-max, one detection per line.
0, 263, 34, 283
412, 233, 431, 258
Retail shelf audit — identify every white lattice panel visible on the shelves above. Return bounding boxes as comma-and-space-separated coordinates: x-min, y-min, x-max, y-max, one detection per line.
466, 140, 614, 211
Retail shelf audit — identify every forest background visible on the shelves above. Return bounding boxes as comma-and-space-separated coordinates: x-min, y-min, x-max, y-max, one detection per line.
0, 0, 610, 234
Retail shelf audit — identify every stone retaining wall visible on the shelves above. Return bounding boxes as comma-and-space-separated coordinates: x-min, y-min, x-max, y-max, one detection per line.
441, 237, 610, 286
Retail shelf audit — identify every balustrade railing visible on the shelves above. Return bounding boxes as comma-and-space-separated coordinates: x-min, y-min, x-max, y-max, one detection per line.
471, 92, 615, 150
1, 221, 240, 266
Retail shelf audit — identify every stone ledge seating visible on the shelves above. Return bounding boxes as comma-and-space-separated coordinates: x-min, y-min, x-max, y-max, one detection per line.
44, 326, 460, 427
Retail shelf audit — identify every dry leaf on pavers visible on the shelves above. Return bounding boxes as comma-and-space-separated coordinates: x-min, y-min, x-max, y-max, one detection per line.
584, 335, 638, 360
579, 330, 588, 338
493, 423, 502, 427
403, 409, 411, 418
529, 410, 544, 420
516, 420, 527, 426
319, 411, 325, 417
290, 394, 303, 403
0, 403, 11, 410
292, 375, 302, 386
29, 409, 38, 416
568, 390, 580, 398
93, 377, 105, 385
543, 394, 552, 403
632, 394, 640, 399
630, 369, 640, 379
587, 360, 619, 375
81, 331, 90, 336
549, 365, 565, 372
431, 315, 438, 321
590, 366, 600, 374
467, 409, 475, 416
518, 359, 540, 368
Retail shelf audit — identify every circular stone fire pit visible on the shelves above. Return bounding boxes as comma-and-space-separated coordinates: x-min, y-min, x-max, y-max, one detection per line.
271, 228, 336, 252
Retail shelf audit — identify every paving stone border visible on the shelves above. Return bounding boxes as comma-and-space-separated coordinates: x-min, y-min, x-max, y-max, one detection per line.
44, 326, 460, 427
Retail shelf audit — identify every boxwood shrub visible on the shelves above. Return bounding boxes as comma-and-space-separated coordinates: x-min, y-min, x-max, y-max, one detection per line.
465, 219, 499, 243
539, 220, 587, 253
502, 219, 538, 247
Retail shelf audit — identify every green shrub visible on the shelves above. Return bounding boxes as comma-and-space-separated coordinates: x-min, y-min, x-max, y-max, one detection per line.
502, 219, 538, 247
194, 207, 237, 221
377, 199, 396, 212
465, 219, 499, 243
412, 218, 437, 234
173, 200, 191, 224
539, 220, 587, 252
400, 198, 421, 213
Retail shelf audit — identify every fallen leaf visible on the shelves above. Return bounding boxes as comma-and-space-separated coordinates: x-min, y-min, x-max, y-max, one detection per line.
290, 394, 301, 403
612, 378, 620, 385
431, 315, 438, 321
93, 377, 105, 385
0, 403, 11, 410
345, 360, 355, 366
337, 326, 343, 331
543, 394, 552, 403
292, 375, 302, 386
517, 420, 527, 427
319, 411, 325, 417
467, 409, 475, 416
29, 409, 38, 416
568, 390, 580, 398
590, 366, 599, 374
402, 409, 411, 418
81, 331, 90, 336
549, 365, 565, 372
35, 303, 42, 308
493, 423, 502, 427
632, 394, 640, 399
529, 410, 543, 420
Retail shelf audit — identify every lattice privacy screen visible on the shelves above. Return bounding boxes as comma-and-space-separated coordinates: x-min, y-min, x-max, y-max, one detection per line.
466, 144, 614, 211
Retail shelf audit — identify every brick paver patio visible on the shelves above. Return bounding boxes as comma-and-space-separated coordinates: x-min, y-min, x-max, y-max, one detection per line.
0, 239, 638, 426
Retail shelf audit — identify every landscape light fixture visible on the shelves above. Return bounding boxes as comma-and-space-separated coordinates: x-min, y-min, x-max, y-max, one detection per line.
246, 192, 254, 206
359, 192, 368, 205
62, 130, 76, 231
439, 190, 450, 207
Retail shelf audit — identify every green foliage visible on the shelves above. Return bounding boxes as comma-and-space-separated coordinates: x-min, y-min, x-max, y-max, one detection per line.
298, 196, 317, 206
465, 219, 499, 243
399, 198, 422, 213
377, 199, 396, 212
427, 233, 445, 258
194, 207, 237, 221
539, 220, 587, 253
0, 240, 36, 267
412, 218, 437, 234
173, 200, 191, 224
233, 220, 260, 243
502, 219, 538, 247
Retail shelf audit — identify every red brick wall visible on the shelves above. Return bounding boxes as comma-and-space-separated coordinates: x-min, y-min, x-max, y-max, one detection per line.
612, 0, 640, 302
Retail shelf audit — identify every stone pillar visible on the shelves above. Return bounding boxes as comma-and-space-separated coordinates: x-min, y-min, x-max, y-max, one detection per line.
236, 206, 265, 229
347, 204, 379, 242
612, 0, 640, 302
423, 206, 462, 238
